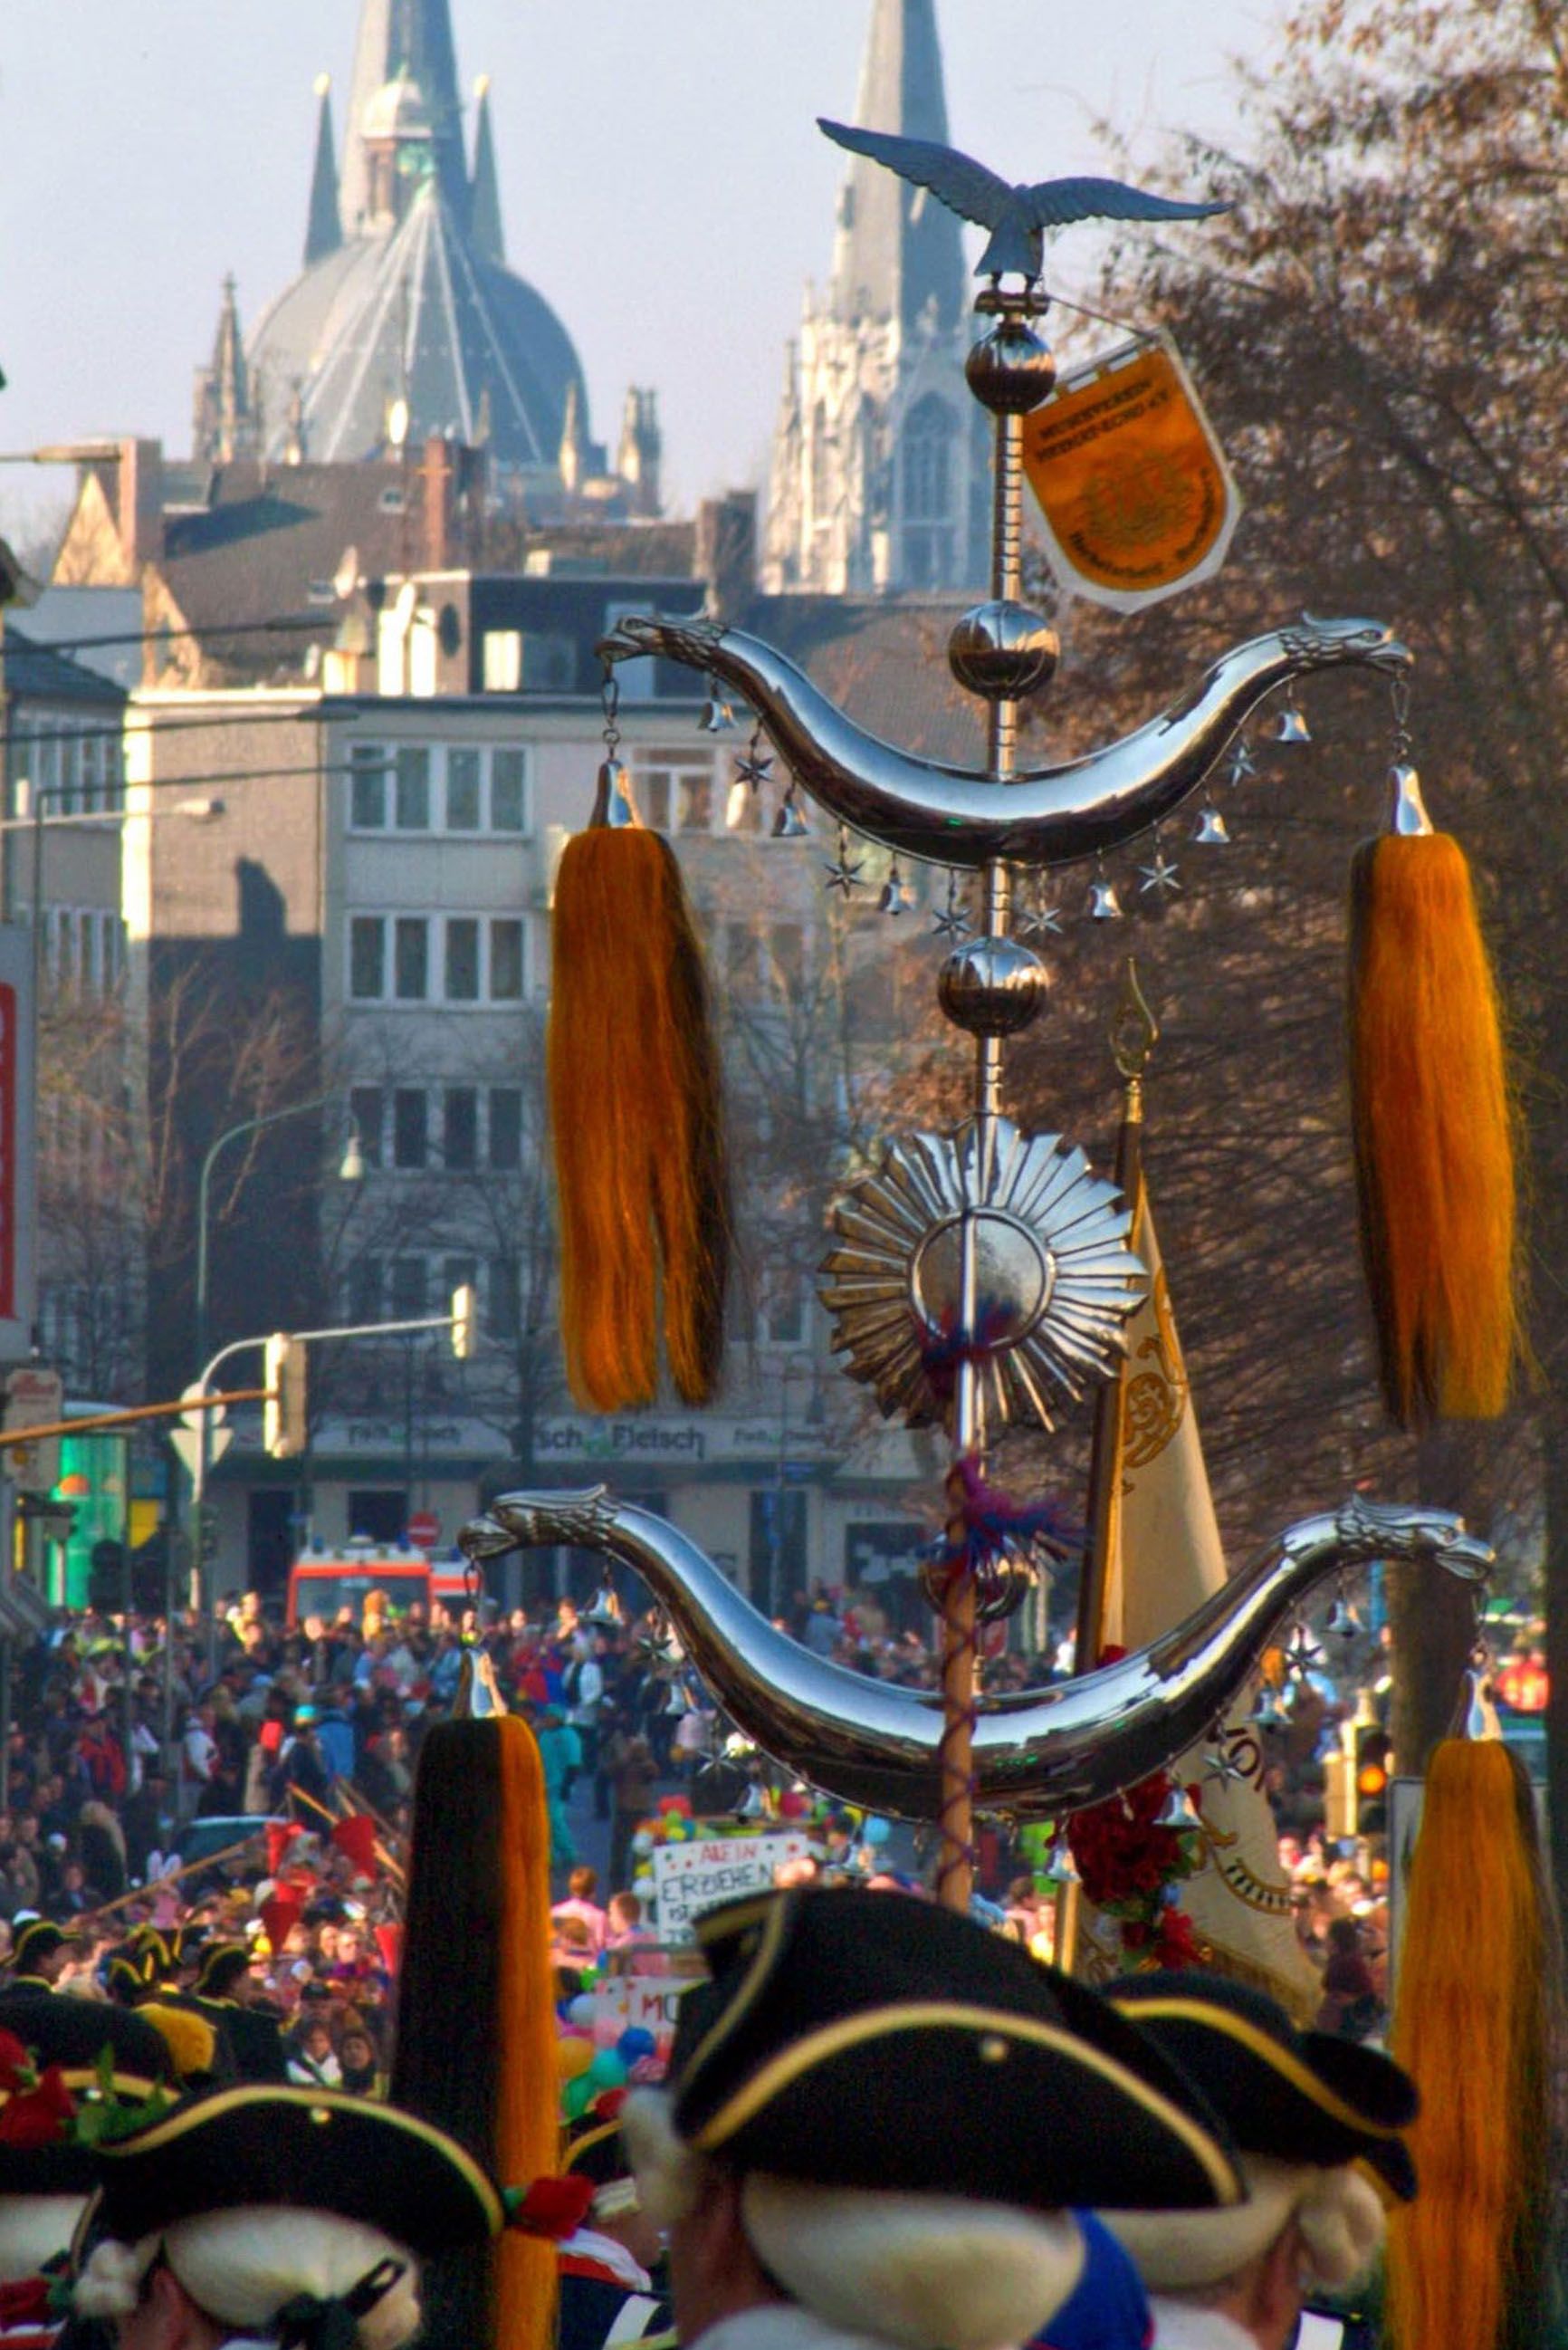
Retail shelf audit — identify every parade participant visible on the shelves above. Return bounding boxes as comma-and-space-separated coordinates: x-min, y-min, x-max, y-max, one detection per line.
623, 1887, 1244, 2350
0, 1992, 172, 2346
558, 2102, 672, 2350
5, 1927, 75, 1998
69, 2086, 557, 2350
187, 1944, 289, 2084
1099, 1974, 1418, 2350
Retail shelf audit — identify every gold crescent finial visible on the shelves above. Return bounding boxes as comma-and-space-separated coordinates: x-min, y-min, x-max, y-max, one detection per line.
1109, 956, 1160, 1083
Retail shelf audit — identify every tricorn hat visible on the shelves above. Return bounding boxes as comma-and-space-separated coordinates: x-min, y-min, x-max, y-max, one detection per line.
1108, 1971, 1418, 2200
10, 1920, 77, 1974
666, 1889, 1242, 2212
0, 1999, 172, 2194
87, 2086, 504, 2255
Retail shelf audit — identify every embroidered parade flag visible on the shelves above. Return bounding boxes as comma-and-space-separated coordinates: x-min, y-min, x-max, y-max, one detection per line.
1022, 333, 1241, 612
1083, 1175, 1318, 2020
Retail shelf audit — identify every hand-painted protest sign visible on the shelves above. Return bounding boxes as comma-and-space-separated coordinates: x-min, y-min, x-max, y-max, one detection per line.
650, 1831, 812, 1936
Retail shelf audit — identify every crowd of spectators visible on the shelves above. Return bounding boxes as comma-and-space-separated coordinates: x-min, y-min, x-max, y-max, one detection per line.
0, 1571, 1414, 2079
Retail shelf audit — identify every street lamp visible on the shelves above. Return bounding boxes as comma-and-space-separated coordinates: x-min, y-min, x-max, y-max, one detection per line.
195, 1094, 364, 1378
192, 1094, 363, 1622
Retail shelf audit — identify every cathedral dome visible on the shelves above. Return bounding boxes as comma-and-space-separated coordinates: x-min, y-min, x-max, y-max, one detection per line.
246, 183, 586, 474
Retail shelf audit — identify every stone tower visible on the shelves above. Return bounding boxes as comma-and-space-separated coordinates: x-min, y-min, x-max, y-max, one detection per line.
761, 0, 985, 594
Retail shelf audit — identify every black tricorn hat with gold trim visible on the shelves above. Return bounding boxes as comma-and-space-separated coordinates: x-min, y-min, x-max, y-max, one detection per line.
668, 1889, 1244, 2212
1108, 1971, 1418, 2200
10, 1919, 77, 1973
0, 1994, 173, 2193
88, 2086, 504, 2255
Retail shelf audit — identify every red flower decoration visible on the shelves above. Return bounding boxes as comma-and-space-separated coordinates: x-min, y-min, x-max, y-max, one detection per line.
0, 2063, 74, 2146
0, 2032, 32, 2094
504, 2175, 595, 2240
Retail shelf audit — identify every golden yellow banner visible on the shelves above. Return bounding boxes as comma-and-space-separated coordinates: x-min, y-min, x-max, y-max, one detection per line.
1022, 332, 1241, 611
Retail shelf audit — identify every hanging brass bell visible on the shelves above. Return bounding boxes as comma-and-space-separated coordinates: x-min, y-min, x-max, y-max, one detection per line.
772, 795, 810, 839
1268, 704, 1311, 743
1192, 805, 1231, 846
1085, 876, 1123, 920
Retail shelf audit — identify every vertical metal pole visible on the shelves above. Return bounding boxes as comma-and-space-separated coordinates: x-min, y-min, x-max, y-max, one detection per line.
938, 396, 1026, 1915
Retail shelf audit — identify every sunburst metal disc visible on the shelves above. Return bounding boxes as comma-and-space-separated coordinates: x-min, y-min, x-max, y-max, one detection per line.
818, 1117, 1144, 1432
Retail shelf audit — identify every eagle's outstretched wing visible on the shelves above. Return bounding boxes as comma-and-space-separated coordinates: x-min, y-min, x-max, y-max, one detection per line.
817, 118, 1012, 228
1021, 176, 1230, 229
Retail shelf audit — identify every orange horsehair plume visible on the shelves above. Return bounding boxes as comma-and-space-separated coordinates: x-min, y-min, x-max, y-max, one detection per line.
1387, 1739, 1556, 2350
1348, 762, 1519, 1425
548, 750, 729, 1411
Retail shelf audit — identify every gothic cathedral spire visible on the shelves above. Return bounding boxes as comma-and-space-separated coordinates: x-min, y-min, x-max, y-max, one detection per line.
762, 0, 981, 597
468, 74, 504, 264
830, 0, 964, 332
304, 74, 342, 266
337, 0, 470, 236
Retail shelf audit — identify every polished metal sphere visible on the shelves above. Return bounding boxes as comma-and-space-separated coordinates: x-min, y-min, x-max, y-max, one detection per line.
965, 320, 1057, 415
937, 935, 1048, 1036
948, 600, 1060, 700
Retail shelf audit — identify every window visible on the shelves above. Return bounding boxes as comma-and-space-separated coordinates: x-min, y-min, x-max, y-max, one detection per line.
633, 751, 714, 836
393, 917, 428, 1001
490, 919, 524, 1001
347, 1257, 383, 1323
770, 924, 805, 994
349, 917, 385, 1000
492, 749, 525, 832
81, 734, 100, 814
350, 745, 387, 830
349, 1086, 384, 1168
389, 1258, 426, 1318
764, 1273, 806, 1346
445, 917, 480, 1002
446, 749, 481, 832
444, 1254, 479, 1311
604, 601, 655, 701
902, 394, 953, 523
483, 630, 522, 692
489, 1088, 522, 1169
103, 734, 123, 811
677, 772, 712, 832
395, 747, 430, 830
392, 1089, 428, 1170
723, 922, 755, 989
444, 1088, 478, 1170
487, 1255, 521, 1338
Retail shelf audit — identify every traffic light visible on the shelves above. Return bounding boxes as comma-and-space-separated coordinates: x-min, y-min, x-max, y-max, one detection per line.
451, 1282, 477, 1360
1353, 1722, 1391, 1837
263, 1334, 308, 1459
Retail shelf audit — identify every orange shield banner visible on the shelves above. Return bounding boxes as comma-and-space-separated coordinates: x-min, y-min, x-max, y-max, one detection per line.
1022, 333, 1240, 610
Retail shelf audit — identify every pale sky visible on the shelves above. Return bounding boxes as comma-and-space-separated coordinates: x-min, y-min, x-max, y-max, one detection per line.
0, 0, 1281, 542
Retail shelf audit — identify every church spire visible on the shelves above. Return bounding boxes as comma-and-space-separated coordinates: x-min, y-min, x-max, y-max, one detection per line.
304, 73, 342, 265
338, 0, 467, 236
192, 275, 258, 464
830, 0, 964, 332
468, 74, 504, 264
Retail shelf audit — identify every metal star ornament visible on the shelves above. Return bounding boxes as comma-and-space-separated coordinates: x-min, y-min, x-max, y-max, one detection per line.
1202, 1742, 1250, 1790
1283, 1624, 1324, 1675
1226, 741, 1258, 787
825, 826, 866, 896
1138, 849, 1182, 899
735, 744, 775, 790
1017, 897, 1064, 940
